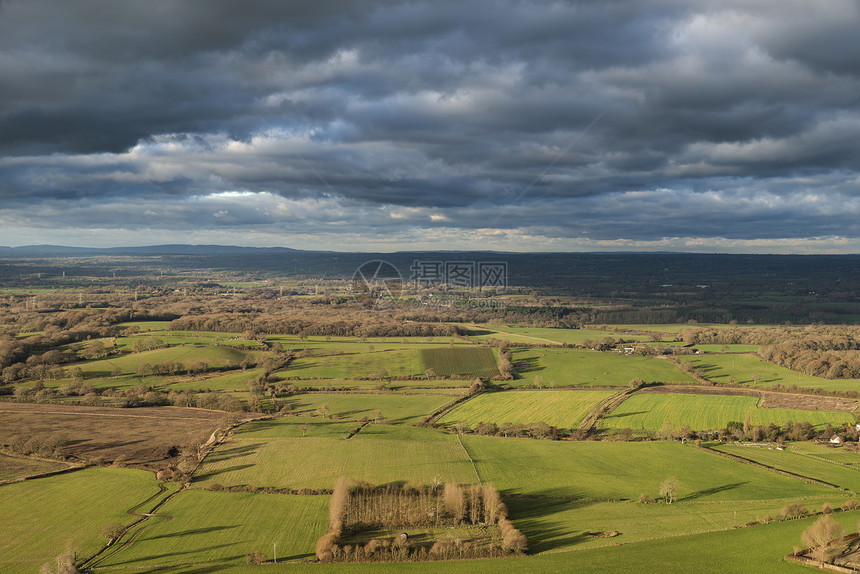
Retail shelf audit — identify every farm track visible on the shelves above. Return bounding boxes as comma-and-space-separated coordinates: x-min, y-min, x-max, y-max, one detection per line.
81, 482, 181, 570
578, 389, 637, 433
456, 433, 482, 484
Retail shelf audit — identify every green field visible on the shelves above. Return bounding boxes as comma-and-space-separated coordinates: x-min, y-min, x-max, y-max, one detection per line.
689, 353, 860, 391
236, 417, 359, 439
713, 443, 860, 491
418, 347, 499, 378
460, 437, 833, 500
438, 390, 616, 429
693, 345, 760, 353
601, 393, 854, 432
75, 345, 266, 379
506, 494, 842, 554
283, 349, 421, 379
463, 325, 653, 345
162, 368, 265, 391
0, 468, 161, 574
510, 348, 696, 387
96, 490, 328, 567
194, 424, 478, 489
109, 509, 860, 573
281, 393, 454, 424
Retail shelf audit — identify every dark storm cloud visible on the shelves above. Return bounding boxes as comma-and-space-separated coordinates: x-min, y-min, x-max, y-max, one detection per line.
2, 0, 860, 248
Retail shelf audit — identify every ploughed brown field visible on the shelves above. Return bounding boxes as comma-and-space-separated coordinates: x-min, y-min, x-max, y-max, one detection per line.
0, 403, 231, 470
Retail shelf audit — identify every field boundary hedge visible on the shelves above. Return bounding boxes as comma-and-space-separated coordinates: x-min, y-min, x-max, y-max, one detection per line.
695, 443, 842, 490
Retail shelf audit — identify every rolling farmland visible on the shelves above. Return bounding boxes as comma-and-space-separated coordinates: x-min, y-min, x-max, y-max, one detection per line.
509, 348, 697, 387
95, 490, 329, 568
689, 353, 860, 391
601, 393, 854, 432
0, 468, 161, 574
438, 389, 616, 428
194, 424, 478, 489
460, 437, 834, 500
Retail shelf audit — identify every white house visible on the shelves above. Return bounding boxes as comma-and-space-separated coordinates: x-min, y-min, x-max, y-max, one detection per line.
830, 435, 843, 444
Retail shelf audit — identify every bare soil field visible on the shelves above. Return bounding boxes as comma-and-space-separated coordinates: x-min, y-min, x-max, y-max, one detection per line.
0, 403, 231, 470
759, 392, 857, 412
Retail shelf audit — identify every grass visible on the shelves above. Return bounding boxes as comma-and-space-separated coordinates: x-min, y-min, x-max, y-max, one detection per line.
194, 424, 478, 489
283, 349, 421, 379
162, 368, 265, 391
281, 393, 455, 424
510, 348, 696, 387
459, 436, 834, 500
689, 353, 860, 391
463, 324, 653, 345
0, 453, 70, 481
601, 393, 854, 432
438, 390, 616, 429
419, 347, 499, 378
96, 490, 329, 567
236, 417, 359, 439
72, 345, 267, 379
713, 443, 860, 492
506, 494, 844, 554
0, 468, 161, 574
112, 510, 860, 573
694, 344, 760, 353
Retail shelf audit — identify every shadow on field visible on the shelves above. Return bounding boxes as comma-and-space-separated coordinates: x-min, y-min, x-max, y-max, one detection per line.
680, 482, 748, 501
131, 567, 228, 574
204, 442, 262, 463
601, 410, 649, 420
115, 542, 240, 564
466, 329, 494, 337
140, 525, 239, 542
194, 463, 256, 480
513, 356, 542, 375
504, 495, 595, 553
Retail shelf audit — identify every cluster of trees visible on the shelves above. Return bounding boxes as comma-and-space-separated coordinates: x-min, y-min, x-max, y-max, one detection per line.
5, 434, 66, 459
648, 418, 851, 443
316, 477, 526, 563
759, 345, 860, 379
452, 421, 563, 440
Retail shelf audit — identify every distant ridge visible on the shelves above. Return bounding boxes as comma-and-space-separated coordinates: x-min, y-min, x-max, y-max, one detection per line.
0, 244, 308, 257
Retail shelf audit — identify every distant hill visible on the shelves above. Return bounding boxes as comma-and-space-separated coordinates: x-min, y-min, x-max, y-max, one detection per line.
0, 244, 307, 257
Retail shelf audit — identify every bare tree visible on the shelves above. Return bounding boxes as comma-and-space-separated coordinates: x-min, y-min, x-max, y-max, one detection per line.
802, 515, 843, 566
659, 477, 679, 504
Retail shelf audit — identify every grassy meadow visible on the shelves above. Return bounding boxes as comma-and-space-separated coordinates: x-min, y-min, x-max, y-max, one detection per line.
689, 353, 860, 391
0, 468, 161, 574
509, 348, 696, 387
95, 490, 329, 568
438, 389, 616, 429
601, 393, 854, 432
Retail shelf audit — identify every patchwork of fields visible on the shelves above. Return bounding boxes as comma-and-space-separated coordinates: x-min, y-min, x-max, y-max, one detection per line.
5, 320, 860, 573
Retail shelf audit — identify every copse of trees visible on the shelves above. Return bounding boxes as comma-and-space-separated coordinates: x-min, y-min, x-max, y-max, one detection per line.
316, 477, 526, 563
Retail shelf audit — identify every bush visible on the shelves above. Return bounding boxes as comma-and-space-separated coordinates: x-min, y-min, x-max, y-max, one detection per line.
246, 551, 267, 565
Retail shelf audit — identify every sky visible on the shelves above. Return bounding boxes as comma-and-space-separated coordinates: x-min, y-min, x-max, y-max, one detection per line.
1, 0, 860, 253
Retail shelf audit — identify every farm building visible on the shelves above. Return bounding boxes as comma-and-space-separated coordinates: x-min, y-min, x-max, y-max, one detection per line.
830, 435, 843, 444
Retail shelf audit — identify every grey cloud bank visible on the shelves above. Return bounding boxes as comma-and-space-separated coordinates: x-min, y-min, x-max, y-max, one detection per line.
1, 0, 860, 252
